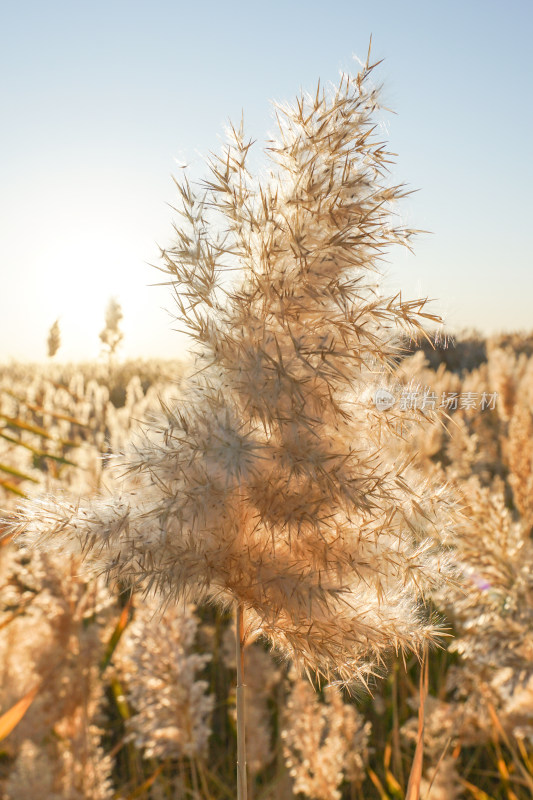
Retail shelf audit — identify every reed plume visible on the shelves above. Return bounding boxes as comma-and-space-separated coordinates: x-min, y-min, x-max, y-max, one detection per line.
282, 675, 371, 799
112, 597, 214, 760
5, 49, 455, 796
99, 297, 124, 360
47, 319, 61, 359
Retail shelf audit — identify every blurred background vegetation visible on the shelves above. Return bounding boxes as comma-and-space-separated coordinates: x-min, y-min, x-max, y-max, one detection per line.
1, 330, 532, 799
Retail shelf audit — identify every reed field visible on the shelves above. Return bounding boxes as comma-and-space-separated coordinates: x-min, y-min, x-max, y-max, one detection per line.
1, 56, 532, 800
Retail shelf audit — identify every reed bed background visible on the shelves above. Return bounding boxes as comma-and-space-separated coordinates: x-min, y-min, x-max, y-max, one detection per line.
1, 333, 532, 800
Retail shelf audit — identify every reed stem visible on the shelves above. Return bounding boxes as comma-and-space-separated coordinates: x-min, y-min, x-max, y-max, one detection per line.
236, 601, 247, 800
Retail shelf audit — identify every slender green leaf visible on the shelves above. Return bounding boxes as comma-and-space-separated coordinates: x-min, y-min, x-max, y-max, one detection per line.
100, 597, 133, 672
0, 462, 39, 483
3, 391, 90, 427
0, 414, 55, 440
0, 433, 78, 467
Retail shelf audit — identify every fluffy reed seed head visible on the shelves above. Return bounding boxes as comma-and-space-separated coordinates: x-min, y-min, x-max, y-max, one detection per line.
47, 319, 61, 359
6, 53, 454, 687
99, 297, 124, 358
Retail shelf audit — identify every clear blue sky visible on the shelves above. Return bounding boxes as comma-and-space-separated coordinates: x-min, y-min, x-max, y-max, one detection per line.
2, 0, 532, 362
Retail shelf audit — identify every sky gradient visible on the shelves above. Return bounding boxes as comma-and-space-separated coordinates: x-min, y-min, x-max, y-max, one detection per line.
2, 0, 532, 362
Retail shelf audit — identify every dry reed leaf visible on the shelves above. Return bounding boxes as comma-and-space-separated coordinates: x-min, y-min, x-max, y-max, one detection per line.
459, 779, 496, 800
0, 479, 28, 498
0, 683, 40, 742
485, 698, 533, 794
423, 736, 452, 798
367, 767, 392, 800
124, 764, 164, 800
405, 653, 428, 800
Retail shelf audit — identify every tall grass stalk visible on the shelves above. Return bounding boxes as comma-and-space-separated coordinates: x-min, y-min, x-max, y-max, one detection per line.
236, 602, 247, 800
